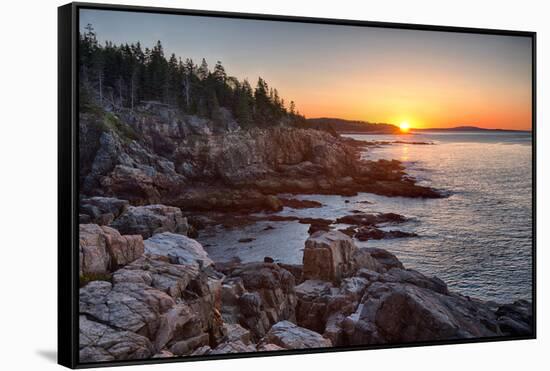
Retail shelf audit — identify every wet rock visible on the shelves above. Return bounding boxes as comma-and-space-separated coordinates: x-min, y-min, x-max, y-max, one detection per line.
338, 226, 356, 237
359, 179, 443, 198
336, 212, 406, 226
298, 217, 334, 225
303, 231, 357, 283
355, 226, 417, 241
279, 198, 323, 209
238, 237, 255, 243
110, 204, 190, 239
144, 232, 213, 268
308, 223, 332, 235
260, 321, 332, 349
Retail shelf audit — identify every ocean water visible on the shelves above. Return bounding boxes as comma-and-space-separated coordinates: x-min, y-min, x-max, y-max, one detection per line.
198, 131, 533, 303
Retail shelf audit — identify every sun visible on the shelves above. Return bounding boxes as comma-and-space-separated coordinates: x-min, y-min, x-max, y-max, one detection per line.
399, 121, 411, 133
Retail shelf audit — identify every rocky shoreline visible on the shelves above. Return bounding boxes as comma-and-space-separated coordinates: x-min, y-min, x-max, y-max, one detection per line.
78, 104, 531, 363
79, 106, 442, 216
79, 215, 532, 362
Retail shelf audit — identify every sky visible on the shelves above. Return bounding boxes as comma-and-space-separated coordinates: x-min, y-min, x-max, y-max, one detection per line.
80, 9, 533, 130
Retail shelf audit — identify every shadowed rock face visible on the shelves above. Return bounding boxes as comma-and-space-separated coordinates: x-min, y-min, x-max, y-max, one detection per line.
78, 227, 532, 362
221, 262, 298, 340
110, 204, 190, 239
80, 196, 129, 225
344, 281, 500, 344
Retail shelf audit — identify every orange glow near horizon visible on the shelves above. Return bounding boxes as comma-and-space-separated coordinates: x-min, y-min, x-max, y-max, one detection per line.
255, 35, 532, 131
399, 122, 411, 133
276, 64, 532, 130
82, 10, 533, 131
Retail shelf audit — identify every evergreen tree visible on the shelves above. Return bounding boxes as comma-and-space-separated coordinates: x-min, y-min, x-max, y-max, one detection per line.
78, 26, 305, 129
197, 58, 209, 80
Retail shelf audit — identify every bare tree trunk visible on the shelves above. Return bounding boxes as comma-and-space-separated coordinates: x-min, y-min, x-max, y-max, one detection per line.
98, 72, 103, 104
118, 77, 123, 108
184, 75, 190, 109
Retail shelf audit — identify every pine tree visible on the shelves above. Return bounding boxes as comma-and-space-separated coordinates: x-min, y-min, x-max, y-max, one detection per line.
78, 26, 305, 129
197, 58, 209, 80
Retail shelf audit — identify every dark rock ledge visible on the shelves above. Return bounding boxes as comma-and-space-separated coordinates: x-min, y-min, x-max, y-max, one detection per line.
79, 226, 533, 362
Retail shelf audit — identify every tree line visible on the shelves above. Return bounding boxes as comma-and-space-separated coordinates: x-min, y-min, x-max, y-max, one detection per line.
79, 24, 305, 128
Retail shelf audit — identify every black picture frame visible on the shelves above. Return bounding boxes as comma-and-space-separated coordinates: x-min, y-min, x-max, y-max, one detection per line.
58, 2, 537, 369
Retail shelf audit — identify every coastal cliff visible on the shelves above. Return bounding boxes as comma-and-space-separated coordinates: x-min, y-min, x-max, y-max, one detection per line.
79, 103, 441, 217
79, 223, 532, 362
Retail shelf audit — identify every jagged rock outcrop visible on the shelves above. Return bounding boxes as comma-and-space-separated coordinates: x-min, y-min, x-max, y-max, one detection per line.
303, 231, 358, 283
78, 228, 533, 362
79, 224, 143, 276
220, 263, 297, 340
79, 248, 224, 362
110, 204, 190, 239
79, 105, 442, 213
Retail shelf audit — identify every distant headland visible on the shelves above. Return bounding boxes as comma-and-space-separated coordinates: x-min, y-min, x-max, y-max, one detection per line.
303, 118, 531, 134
